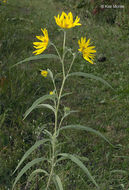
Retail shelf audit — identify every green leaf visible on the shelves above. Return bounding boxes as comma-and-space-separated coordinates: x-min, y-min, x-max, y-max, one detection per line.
56, 154, 89, 164
56, 157, 68, 164
43, 129, 53, 139
53, 174, 63, 190
53, 176, 59, 190
67, 72, 113, 89
12, 157, 46, 189
58, 153, 99, 189
73, 155, 89, 162
47, 69, 54, 81
23, 94, 56, 120
11, 54, 59, 68
63, 110, 78, 119
59, 125, 113, 146
61, 92, 73, 98
110, 170, 127, 174
37, 103, 55, 113
13, 139, 50, 174
28, 169, 49, 182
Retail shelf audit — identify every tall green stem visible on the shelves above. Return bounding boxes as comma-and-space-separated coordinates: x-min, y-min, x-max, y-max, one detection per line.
54, 30, 67, 134
46, 30, 67, 190
62, 30, 66, 78
46, 134, 56, 190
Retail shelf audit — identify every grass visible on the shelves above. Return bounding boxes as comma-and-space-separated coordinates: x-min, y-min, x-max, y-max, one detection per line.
0, 0, 129, 189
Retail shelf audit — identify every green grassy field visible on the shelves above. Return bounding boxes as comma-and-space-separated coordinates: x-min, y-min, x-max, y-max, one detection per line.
0, 0, 129, 189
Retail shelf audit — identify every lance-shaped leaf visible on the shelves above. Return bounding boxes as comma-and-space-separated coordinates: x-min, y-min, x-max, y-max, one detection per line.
23, 94, 56, 120
53, 174, 63, 190
36, 103, 55, 114
110, 170, 127, 175
11, 54, 59, 68
67, 72, 113, 89
73, 155, 89, 162
56, 111, 79, 137
59, 125, 114, 146
47, 69, 54, 81
58, 153, 99, 189
61, 92, 73, 99
12, 157, 46, 189
43, 129, 53, 139
28, 169, 49, 182
62, 110, 78, 121
13, 139, 50, 174
56, 154, 89, 164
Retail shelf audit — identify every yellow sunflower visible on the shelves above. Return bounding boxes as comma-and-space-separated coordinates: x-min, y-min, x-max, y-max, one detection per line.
78, 37, 96, 64
49, 91, 54, 95
54, 12, 81, 29
41, 70, 48, 77
33, 28, 49, 55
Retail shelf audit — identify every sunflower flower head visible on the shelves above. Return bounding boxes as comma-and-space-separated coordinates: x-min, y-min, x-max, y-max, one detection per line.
41, 70, 48, 78
54, 12, 81, 29
33, 28, 49, 55
78, 37, 96, 64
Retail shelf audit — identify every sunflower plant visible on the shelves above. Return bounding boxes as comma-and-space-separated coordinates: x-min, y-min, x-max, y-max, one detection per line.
12, 12, 113, 190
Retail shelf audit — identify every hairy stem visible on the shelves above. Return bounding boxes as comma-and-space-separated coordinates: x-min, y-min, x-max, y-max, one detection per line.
46, 30, 67, 190
62, 30, 66, 78
46, 135, 55, 190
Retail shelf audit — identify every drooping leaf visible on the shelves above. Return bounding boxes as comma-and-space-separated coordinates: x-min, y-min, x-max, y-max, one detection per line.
58, 153, 99, 189
53, 174, 63, 190
13, 139, 50, 174
73, 155, 89, 162
59, 125, 113, 146
13, 158, 46, 189
62, 110, 78, 120
28, 169, 49, 182
56, 157, 68, 164
56, 154, 89, 164
23, 94, 56, 120
61, 92, 73, 99
67, 72, 113, 89
11, 54, 59, 68
37, 103, 55, 114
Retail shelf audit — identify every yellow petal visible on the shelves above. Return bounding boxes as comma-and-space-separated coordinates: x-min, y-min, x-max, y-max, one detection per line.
36, 35, 44, 41
68, 12, 73, 23
83, 55, 94, 64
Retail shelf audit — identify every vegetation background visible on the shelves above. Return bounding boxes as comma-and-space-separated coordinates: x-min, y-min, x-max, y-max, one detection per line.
0, 0, 129, 189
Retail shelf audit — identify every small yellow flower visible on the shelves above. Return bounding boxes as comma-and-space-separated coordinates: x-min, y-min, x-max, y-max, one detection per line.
49, 91, 54, 95
2, 0, 7, 3
54, 12, 81, 29
78, 37, 96, 64
41, 70, 48, 77
33, 28, 49, 55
